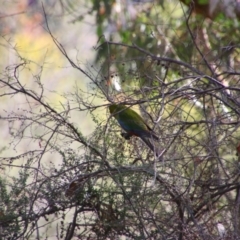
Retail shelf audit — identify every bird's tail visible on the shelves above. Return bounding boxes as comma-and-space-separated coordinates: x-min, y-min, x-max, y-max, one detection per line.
140, 136, 164, 160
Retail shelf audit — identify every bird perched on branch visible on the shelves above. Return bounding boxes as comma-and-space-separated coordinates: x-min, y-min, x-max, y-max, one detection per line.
109, 104, 162, 158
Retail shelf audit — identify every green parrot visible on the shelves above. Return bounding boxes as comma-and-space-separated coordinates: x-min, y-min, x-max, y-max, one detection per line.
109, 104, 161, 156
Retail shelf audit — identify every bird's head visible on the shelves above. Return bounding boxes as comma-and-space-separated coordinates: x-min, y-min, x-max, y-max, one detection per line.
109, 104, 117, 114
109, 104, 126, 114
